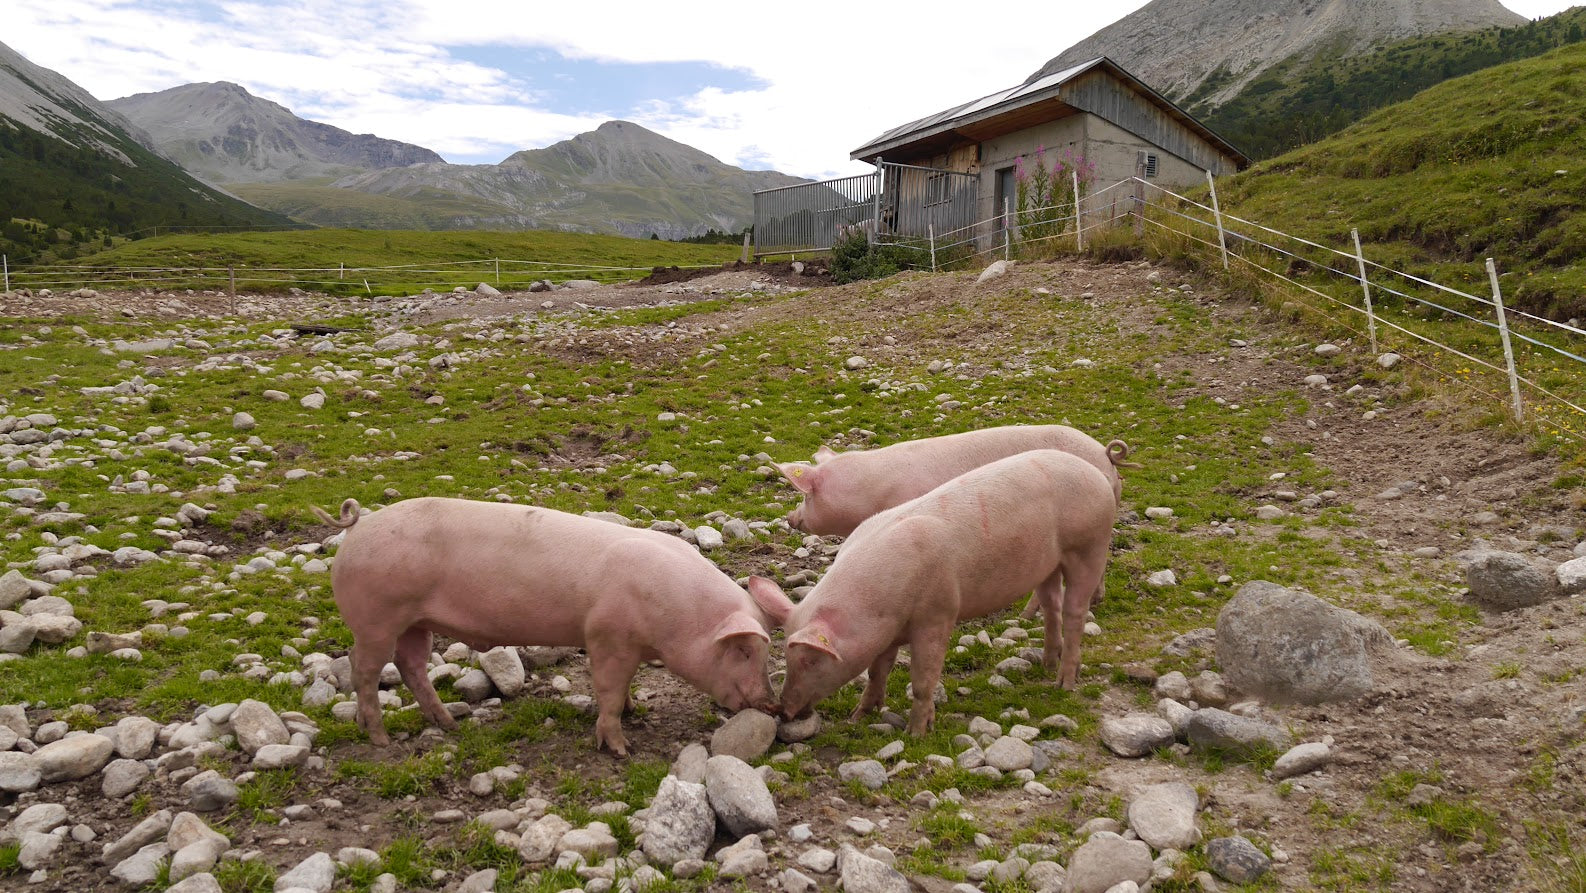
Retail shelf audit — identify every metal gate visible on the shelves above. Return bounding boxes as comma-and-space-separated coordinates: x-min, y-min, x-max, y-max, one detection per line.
753, 161, 978, 258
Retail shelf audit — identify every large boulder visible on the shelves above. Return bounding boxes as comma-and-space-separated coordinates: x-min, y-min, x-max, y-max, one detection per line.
1462, 550, 1560, 610
1216, 581, 1391, 704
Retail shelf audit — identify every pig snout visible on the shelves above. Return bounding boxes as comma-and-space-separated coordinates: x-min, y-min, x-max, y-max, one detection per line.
786, 504, 807, 532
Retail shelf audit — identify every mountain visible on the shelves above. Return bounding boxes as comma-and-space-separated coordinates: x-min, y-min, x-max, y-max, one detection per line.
106, 82, 444, 185
1215, 39, 1586, 319
0, 40, 294, 262
1028, 0, 1526, 109
227, 121, 808, 239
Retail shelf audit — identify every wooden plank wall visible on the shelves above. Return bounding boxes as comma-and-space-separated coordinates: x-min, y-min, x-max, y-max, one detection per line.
1062, 70, 1239, 175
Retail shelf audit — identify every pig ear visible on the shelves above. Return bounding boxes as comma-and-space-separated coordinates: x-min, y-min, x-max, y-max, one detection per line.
813, 445, 838, 464
787, 625, 842, 661
712, 611, 770, 646
746, 576, 794, 627
776, 462, 819, 494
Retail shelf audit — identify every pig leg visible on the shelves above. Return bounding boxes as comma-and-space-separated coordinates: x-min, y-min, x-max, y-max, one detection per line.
1037, 574, 1064, 673
394, 626, 456, 731
850, 647, 899, 721
905, 624, 951, 736
1019, 591, 1041, 620
1055, 557, 1106, 688
349, 636, 395, 746
589, 647, 641, 757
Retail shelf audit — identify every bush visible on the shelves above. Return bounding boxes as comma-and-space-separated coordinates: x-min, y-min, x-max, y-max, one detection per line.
830, 227, 915, 283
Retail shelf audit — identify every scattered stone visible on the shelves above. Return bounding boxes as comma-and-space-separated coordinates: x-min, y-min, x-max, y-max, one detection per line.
839, 845, 910, 893
1463, 550, 1561, 610
837, 759, 888, 790
1064, 833, 1152, 893
704, 755, 777, 837
1271, 741, 1332, 779
34, 733, 115, 782
1186, 707, 1292, 754
1100, 714, 1176, 758
1127, 782, 1200, 851
1217, 580, 1392, 704
711, 709, 778, 761
641, 776, 714, 866
275, 851, 337, 892
1206, 836, 1271, 884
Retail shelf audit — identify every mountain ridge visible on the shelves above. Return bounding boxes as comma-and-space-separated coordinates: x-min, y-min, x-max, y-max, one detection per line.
1030, 0, 1527, 108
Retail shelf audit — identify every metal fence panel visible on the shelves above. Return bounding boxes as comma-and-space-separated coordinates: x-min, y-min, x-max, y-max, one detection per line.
753, 163, 979, 257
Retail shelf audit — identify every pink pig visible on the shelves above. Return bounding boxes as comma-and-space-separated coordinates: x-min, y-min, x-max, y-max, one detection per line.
761, 449, 1116, 735
776, 424, 1132, 615
312, 497, 787, 756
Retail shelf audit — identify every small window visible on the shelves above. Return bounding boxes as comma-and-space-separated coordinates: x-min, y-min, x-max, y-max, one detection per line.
925, 172, 950, 207
1145, 153, 1159, 179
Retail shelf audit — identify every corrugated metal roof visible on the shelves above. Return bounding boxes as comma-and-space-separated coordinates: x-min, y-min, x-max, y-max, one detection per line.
850, 57, 1247, 167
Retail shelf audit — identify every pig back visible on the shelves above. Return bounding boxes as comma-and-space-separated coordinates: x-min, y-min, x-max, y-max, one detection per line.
329, 498, 693, 649
845, 449, 1115, 621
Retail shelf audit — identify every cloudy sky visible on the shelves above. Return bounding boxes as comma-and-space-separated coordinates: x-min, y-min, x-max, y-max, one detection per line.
6, 0, 1576, 180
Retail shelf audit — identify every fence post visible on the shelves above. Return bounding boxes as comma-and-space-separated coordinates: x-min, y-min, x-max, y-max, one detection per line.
1486, 258, 1525, 422
228, 265, 236, 296
1072, 170, 1084, 253
928, 224, 937, 272
495, 258, 500, 285
339, 262, 345, 280
2, 255, 8, 293
1351, 228, 1379, 355
1132, 160, 1145, 237
1003, 198, 1011, 261
1206, 169, 1229, 271
741, 231, 751, 264
871, 158, 884, 245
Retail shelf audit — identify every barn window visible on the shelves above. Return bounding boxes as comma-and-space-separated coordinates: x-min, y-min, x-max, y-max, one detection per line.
1144, 153, 1159, 178
925, 172, 950, 207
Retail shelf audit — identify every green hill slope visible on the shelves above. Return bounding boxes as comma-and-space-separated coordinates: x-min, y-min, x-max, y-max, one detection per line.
1196, 8, 1586, 160
1214, 39, 1586, 320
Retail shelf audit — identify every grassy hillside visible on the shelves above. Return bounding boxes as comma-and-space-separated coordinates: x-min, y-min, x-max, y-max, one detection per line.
0, 118, 297, 264
20, 229, 741, 295
230, 180, 532, 231
1194, 7, 1586, 160
1212, 39, 1586, 321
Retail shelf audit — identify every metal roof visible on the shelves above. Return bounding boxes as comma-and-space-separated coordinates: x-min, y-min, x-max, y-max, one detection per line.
850, 57, 1249, 168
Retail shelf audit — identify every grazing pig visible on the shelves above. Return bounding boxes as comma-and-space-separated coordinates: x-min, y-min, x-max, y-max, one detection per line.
775, 424, 1132, 614
312, 497, 787, 756
763, 450, 1116, 734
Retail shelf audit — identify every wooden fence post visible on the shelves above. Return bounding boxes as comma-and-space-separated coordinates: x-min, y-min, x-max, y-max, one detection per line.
1072, 170, 1084, 253
741, 231, 751, 264
929, 224, 937, 272
2, 255, 8, 293
1351, 229, 1379, 355
1132, 158, 1145, 238
1486, 258, 1524, 422
1207, 169, 1228, 270
1003, 198, 1011, 261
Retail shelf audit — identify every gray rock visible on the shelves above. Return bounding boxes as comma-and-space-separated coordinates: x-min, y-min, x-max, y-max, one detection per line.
479, 647, 526, 697
1217, 580, 1391, 704
837, 759, 888, 790
517, 814, 572, 863
102, 758, 151, 798
1153, 671, 1193, 702
704, 754, 777, 837
671, 743, 709, 784
716, 834, 768, 878
16, 830, 62, 871
799, 847, 838, 873
452, 668, 494, 702
711, 709, 778, 761
1185, 707, 1292, 754
101, 809, 173, 864
557, 822, 619, 859
167, 812, 228, 853
34, 733, 114, 782
1099, 714, 1175, 758
456, 868, 498, 893
984, 736, 1034, 771
169, 837, 228, 882
1126, 782, 1200, 850
113, 716, 161, 759
1062, 834, 1151, 893
840, 845, 910, 893
253, 744, 310, 769
167, 874, 224, 893
275, 851, 337, 892
1205, 836, 1271, 884
778, 712, 822, 742
181, 770, 240, 812
230, 699, 289, 754
641, 775, 714, 866
1271, 741, 1332, 779
0, 751, 42, 793
1463, 550, 1561, 610
0, 570, 31, 610
1161, 627, 1216, 658
111, 842, 170, 886
5, 803, 67, 842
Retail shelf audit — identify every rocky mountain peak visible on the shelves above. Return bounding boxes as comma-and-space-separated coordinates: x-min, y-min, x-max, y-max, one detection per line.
1029, 0, 1527, 107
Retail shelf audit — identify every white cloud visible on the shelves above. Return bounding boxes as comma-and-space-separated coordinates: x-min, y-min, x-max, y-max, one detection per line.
8, 0, 1581, 180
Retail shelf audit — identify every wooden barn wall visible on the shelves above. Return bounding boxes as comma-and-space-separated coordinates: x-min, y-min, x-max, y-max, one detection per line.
1061, 70, 1238, 176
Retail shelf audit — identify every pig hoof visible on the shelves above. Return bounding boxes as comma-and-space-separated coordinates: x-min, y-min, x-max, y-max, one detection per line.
847, 705, 879, 722
366, 728, 391, 747
596, 732, 630, 758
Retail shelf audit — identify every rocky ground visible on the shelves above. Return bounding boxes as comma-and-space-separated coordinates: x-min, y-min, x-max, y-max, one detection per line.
1, 258, 1584, 893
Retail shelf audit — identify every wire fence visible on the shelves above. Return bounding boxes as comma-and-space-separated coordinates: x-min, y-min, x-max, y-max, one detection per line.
881, 173, 1585, 443
0, 256, 719, 296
